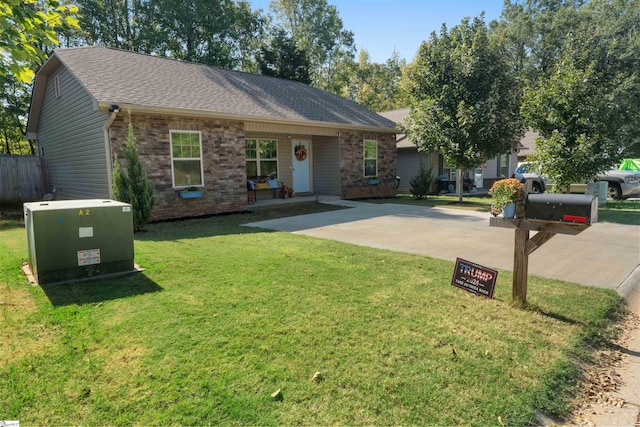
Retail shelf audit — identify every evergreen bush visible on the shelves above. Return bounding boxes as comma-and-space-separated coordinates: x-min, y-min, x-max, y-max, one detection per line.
112, 117, 155, 231
410, 160, 433, 199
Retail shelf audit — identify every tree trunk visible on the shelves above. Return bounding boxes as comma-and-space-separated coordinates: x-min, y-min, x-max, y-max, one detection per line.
4, 129, 12, 154
457, 168, 464, 204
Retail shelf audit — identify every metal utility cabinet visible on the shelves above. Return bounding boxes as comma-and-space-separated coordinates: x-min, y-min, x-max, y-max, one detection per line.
24, 199, 135, 285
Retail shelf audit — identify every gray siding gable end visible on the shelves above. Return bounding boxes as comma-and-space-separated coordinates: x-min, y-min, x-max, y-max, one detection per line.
37, 64, 111, 199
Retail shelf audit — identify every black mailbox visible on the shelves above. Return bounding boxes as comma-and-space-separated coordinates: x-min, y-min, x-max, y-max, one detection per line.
525, 193, 597, 224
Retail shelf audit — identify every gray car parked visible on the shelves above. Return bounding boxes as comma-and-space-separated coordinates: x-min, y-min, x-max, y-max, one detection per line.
513, 162, 640, 200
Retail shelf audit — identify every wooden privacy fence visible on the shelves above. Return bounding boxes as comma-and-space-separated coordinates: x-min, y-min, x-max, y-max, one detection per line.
0, 155, 47, 206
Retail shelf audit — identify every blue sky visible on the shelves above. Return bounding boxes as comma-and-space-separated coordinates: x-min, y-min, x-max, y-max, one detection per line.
250, 0, 506, 63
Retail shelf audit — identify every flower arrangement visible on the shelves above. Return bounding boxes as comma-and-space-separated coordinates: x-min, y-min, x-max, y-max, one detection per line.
488, 178, 523, 214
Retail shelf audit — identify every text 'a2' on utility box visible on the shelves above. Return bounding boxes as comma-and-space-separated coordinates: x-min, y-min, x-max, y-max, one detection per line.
525, 193, 598, 225
24, 199, 135, 285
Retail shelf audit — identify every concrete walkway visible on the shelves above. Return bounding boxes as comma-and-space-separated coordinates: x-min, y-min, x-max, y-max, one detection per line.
245, 197, 640, 426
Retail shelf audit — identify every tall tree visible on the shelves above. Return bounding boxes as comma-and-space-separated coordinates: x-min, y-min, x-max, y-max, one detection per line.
71, 0, 266, 69
257, 28, 311, 83
0, 73, 33, 155
495, 0, 583, 81
268, 0, 355, 93
145, 0, 264, 69
72, 0, 153, 52
401, 16, 523, 202
521, 0, 640, 188
0, 0, 79, 82
348, 49, 405, 112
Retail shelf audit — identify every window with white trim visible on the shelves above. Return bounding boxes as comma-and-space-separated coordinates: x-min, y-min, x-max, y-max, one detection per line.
497, 154, 510, 178
170, 130, 203, 187
246, 138, 278, 178
363, 139, 377, 177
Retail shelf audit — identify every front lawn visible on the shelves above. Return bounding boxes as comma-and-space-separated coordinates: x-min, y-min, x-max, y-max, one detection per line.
0, 203, 623, 425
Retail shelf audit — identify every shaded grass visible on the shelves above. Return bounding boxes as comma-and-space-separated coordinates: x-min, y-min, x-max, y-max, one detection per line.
0, 203, 624, 425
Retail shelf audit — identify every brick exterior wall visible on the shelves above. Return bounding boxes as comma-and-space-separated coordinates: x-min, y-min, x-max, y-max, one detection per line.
109, 113, 397, 220
109, 113, 247, 221
339, 131, 397, 199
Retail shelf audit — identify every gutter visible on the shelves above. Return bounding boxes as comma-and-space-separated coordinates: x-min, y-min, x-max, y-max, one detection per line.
103, 111, 118, 198
96, 102, 397, 134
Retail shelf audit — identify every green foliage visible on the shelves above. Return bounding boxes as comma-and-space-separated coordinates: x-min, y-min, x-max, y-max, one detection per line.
148, 0, 264, 69
495, 0, 582, 80
409, 160, 433, 199
111, 155, 127, 202
0, 0, 79, 83
520, 0, 640, 186
0, 73, 34, 155
73, 0, 265, 70
347, 49, 406, 112
72, 0, 151, 52
257, 28, 311, 83
527, 131, 605, 191
269, 0, 356, 92
401, 15, 523, 185
111, 119, 154, 231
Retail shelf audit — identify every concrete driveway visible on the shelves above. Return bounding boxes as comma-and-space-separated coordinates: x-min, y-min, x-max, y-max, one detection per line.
245, 198, 640, 292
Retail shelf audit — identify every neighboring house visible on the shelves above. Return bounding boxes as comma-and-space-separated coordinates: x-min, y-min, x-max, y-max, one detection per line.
516, 130, 540, 162
26, 46, 397, 221
379, 108, 520, 193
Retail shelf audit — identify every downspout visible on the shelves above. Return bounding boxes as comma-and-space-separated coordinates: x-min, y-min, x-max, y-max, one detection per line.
103, 111, 118, 198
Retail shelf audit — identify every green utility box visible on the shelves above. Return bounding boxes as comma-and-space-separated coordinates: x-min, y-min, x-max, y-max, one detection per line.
24, 199, 135, 285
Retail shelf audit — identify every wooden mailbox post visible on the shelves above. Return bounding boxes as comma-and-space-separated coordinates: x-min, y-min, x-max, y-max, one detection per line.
489, 190, 592, 303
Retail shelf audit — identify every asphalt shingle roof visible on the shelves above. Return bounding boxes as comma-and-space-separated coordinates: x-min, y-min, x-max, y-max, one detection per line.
52, 46, 396, 130
378, 108, 413, 148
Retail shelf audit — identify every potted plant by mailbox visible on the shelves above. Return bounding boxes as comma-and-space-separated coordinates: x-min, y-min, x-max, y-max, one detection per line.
488, 178, 523, 218
179, 187, 203, 199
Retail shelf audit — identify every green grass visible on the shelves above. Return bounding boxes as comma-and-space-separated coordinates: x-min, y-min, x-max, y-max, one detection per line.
365, 193, 493, 212
0, 202, 625, 425
598, 199, 640, 225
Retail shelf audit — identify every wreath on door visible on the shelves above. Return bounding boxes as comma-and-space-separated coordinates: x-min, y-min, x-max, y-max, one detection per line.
294, 144, 307, 161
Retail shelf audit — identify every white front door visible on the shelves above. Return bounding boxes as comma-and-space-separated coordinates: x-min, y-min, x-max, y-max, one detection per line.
292, 140, 310, 193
